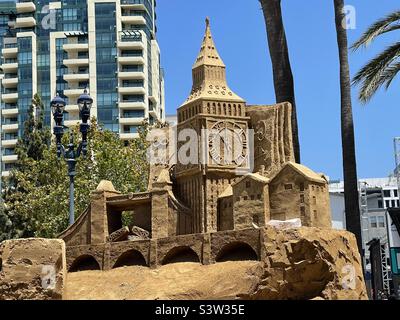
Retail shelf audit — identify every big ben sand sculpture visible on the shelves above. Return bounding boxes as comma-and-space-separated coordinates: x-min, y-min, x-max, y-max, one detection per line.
57, 17, 332, 263
0, 19, 367, 300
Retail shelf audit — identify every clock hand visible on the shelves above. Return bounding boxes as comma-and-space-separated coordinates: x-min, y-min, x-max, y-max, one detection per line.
220, 134, 232, 152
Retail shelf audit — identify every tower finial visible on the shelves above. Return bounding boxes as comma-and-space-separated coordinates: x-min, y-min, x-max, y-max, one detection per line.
205, 17, 210, 28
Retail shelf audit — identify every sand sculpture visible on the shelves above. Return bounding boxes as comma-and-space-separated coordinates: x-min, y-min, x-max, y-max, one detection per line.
0, 19, 367, 300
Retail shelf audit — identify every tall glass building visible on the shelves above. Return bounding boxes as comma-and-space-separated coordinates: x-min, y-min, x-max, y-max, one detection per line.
0, 0, 165, 176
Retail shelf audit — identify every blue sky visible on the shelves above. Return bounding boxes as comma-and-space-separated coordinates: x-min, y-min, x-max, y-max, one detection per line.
157, 0, 400, 180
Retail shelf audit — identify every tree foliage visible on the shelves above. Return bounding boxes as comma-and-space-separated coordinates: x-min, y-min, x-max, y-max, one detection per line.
1, 108, 153, 240
352, 10, 400, 103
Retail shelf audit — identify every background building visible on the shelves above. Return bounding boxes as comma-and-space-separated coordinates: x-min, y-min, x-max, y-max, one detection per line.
0, 0, 165, 176
329, 192, 346, 230
329, 176, 399, 296
165, 114, 177, 127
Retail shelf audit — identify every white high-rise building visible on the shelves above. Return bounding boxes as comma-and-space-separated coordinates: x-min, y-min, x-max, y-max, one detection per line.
0, 0, 165, 176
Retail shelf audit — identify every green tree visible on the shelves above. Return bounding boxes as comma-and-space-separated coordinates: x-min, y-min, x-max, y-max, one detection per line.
1, 118, 153, 240
15, 93, 51, 161
333, 0, 363, 255
259, 0, 300, 163
352, 10, 400, 103
0, 94, 51, 240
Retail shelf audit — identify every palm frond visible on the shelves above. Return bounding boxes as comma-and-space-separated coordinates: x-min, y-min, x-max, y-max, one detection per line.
352, 42, 400, 103
351, 11, 400, 51
382, 62, 400, 89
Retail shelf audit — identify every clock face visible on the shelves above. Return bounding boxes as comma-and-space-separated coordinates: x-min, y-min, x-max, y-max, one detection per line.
208, 121, 248, 166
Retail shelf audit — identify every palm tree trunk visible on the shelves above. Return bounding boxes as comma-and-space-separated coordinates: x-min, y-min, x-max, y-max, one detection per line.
333, 0, 363, 256
259, 0, 300, 163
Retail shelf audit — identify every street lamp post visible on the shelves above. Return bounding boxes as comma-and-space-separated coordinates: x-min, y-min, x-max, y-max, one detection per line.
51, 89, 93, 225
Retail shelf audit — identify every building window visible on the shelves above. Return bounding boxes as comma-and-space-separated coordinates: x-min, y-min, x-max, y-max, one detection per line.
2, 163, 15, 171
123, 125, 139, 134
246, 181, 250, 188
378, 216, 385, 228
378, 200, 383, 209
392, 200, 396, 208
300, 206, 305, 217
313, 196, 317, 205
123, 110, 145, 118
250, 195, 255, 200
383, 190, 391, 197
284, 184, 293, 190
385, 200, 390, 208
370, 216, 377, 228
257, 194, 261, 200
300, 194, 304, 203
300, 183, 305, 192
243, 196, 248, 201
394, 190, 398, 197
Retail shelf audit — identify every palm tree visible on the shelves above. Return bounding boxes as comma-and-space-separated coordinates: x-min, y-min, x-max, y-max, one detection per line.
334, 0, 363, 255
259, 0, 300, 163
352, 11, 400, 103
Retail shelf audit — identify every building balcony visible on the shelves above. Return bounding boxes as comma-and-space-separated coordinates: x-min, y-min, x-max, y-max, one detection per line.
2, 47, 18, 58
117, 41, 144, 50
63, 43, 89, 52
1, 62, 18, 73
118, 56, 145, 65
1, 92, 18, 103
63, 58, 89, 67
65, 104, 79, 112
64, 120, 81, 127
1, 108, 19, 116
149, 95, 159, 103
117, 71, 145, 80
63, 88, 87, 97
120, 3, 147, 11
2, 139, 18, 148
119, 117, 145, 125
120, 15, 146, 25
118, 101, 146, 110
117, 31, 144, 50
118, 86, 146, 95
63, 72, 90, 82
119, 132, 139, 140
2, 124, 18, 132
15, 16, 36, 28
149, 108, 158, 117
2, 154, 18, 163
2, 77, 18, 88
2, 171, 10, 177
120, 0, 150, 12
16, 2, 36, 13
